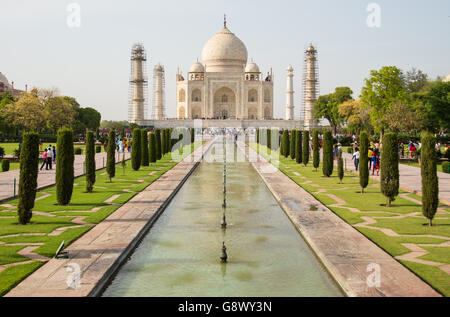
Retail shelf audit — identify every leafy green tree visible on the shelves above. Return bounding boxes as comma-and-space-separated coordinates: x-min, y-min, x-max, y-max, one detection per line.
322, 131, 333, 177
85, 130, 96, 193
79, 107, 101, 131
141, 129, 149, 166
313, 129, 320, 171
421, 133, 439, 226
360, 66, 406, 140
427, 81, 450, 133
302, 131, 310, 166
106, 129, 116, 182
281, 130, 289, 158
155, 129, 162, 160
149, 132, 156, 163
404, 68, 428, 94
17, 132, 39, 224
314, 87, 353, 134
132, 128, 141, 171
295, 130, 302, 164
290, 130, 296, 160
380, 132, 399, 206
359, 131, 369, 193
56, 128, 74, 205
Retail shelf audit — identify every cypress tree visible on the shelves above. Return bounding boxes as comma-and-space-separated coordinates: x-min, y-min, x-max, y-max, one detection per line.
290, 130, 296, 160
141, 129, 149, 166
161, 129, 167, 156
190, 128, 195, 144
56, 128, 74, 205
302, 130, 310, 166
359, 131, 369, 193
256, 128, 260, 144
322, 130, 333, 177
155, 128, 162, 160
421, 132, 439, 226
380, 132, 399, 207
149, 132, 156, 163
281, 130, 289, 158
85, 130, 96, 193
17, 132, 39, 224
267, 129, 272, 154
106, 129, 116, 182
166, 128, 172, 153
313, 129, 320, 171
132, 128, 141, 171
295, 130, 302, 164
338, 152, 344, 183
279, 130, 284, 156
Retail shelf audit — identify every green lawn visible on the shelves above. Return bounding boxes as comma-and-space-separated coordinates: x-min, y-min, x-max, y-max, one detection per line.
0, 142, 201, 296
250, 143, 450, 297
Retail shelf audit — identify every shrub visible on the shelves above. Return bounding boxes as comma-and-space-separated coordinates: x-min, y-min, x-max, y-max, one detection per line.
141, 130, 149, 167
290, 130, 296, 160
85, 131, 96, 193
281, 130, 289, 158
421, 133, 439, 226
18, 132, 39, 224
322, 131, 333, 177
95, 145, 101, 153
0, 146, 4, 158
149, 132, 156, 163
56, 128, 74, 205
74, 147, 82, 155
155, 129, 162, 160
1, 159, 10, 172
359, 131, 369, 193
442, 161, 450, 174
106, 129, 116, 182
313, 129, 319, 171
132, 128, 141, 171
380, 132, 399, 207
302, 131, 310, 166
338, 152, 344, 183
295, 131, 302, 164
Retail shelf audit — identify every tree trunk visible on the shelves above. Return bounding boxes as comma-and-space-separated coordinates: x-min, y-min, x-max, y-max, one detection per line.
429, 218, 433, 227
387, 197, 391, 207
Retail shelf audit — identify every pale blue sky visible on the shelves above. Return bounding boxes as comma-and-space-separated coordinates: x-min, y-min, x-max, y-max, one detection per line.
1, 0, 449, 120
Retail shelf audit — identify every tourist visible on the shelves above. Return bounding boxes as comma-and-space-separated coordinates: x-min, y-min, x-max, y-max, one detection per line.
46, 146, 53, 169
52, 145, 56, 163
373, 154, 380, 176
40, 149, 48, 171
368, 146, 373, 169
352, 147, 360, 171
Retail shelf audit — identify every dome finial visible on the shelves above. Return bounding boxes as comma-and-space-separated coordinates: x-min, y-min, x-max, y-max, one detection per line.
224, 14, 227, 28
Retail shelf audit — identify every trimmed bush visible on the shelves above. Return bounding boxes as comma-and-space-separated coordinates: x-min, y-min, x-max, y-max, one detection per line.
132, 128, 141, 171
295, 130, 302, 164
85, 131, 96, 193
74, 147, 82, 155
95, 145, 101, 153
18, 132, 39, 224
141, 129, 149, 167
359, 131, 369, 193
302, 130, 310, 166
149, 132, 156, 163
290, 130, 296, 160
56, 128, 74, 205
338, 152, 344, 183
380, 132, 399, 207
155, 129, 162, 160
442, 161, 450, 174
313, 129, 319, 171
267, 129, 272, 153
421, 133, 439, 226
322, 131, 333, 177
1, 159, 10, 172
281, 130, 289, 158
106, 129, 116, 182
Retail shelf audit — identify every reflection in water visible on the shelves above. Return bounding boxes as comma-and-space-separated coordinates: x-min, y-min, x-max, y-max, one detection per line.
103, 141, 343, 297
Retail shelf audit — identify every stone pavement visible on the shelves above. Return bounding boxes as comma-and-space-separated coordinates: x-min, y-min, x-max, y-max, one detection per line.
341, 152, 450, 205
5, 141, 212, 297
0, 152, 131, 203
240, 142, 440, 297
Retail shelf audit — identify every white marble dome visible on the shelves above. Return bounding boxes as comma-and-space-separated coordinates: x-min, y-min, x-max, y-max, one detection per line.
245, 62, 260, 73
190, 61, 205, 73
444, 74, 450, 82
0, 72, 11, 88
201, 26, 248, 72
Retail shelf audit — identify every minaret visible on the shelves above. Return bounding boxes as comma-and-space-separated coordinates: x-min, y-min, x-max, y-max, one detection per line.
285, 65, 294, 120
152, 64, 165, 120
129, 43, 148, 123
302, 45, 319, 130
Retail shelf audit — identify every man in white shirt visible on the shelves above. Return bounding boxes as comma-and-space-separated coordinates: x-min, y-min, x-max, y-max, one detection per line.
46, 147, 53, 169
352, 148, 360, 171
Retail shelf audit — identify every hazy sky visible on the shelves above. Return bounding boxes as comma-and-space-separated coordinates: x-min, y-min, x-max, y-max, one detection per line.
1, 0, 449, 120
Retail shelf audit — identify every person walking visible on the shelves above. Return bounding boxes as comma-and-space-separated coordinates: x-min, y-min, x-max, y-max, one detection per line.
52, 145, 56, 163
46, 146, 53, 169
352, 147, 360, 171
40, 149, 48, 170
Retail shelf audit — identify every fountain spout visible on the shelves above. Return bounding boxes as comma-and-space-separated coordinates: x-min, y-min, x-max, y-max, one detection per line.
220, 241, 228, 263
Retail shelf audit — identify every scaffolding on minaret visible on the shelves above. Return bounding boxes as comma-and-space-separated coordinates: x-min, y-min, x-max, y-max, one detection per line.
152, 63, 166, 120
128, 43, 148, 123
301, 44, 319, 129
